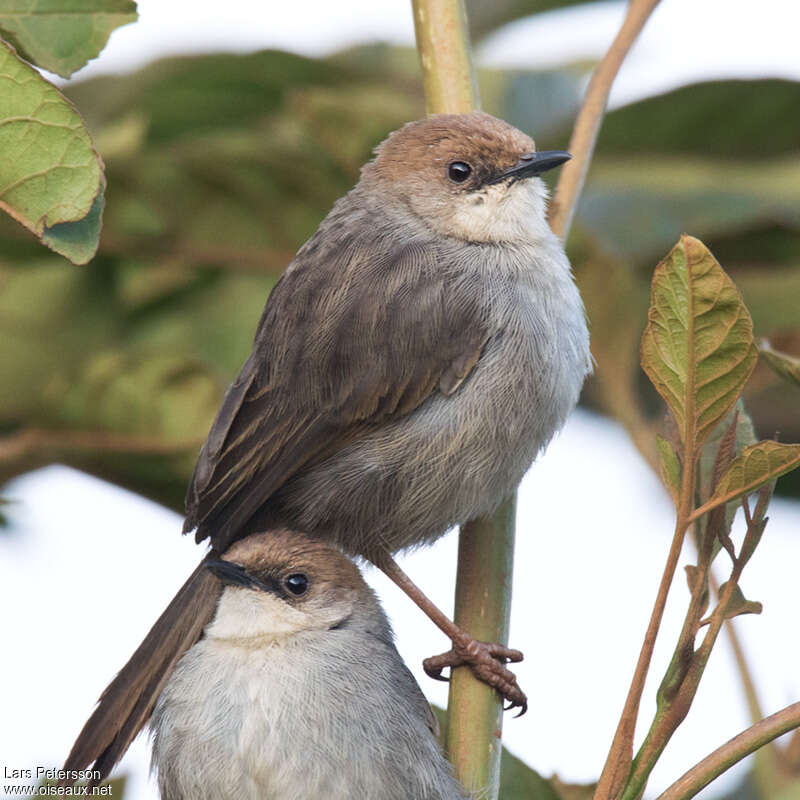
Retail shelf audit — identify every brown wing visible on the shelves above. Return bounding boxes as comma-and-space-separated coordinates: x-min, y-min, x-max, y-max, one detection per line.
185, 218, 488, 553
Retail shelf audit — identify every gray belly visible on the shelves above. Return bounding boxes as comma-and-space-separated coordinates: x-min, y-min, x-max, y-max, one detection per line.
152, 635, 466, 800
269, 278, 589, 556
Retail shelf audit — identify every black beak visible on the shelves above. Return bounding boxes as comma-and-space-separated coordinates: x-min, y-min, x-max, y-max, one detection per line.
205, 559, 281, 596
206, 559, 256, 588
488, 150, 571, 184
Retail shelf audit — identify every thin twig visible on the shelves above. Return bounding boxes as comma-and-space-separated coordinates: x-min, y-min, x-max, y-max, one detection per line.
550, 0, 661, 241
594, 511, 693, 800
0, 427, 199, 463
656, 703, 800, 800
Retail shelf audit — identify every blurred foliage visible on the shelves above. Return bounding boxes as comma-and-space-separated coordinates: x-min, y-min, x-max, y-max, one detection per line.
465, 0, 607, 40
0, 46, 798, 516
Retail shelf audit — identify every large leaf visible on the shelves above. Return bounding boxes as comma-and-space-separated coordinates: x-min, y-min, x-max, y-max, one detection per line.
0, 0, 137, 78
0, 39, 103, 263
641, 236, 758, 451
596, 80, 800, 159
575, 80, 800, 268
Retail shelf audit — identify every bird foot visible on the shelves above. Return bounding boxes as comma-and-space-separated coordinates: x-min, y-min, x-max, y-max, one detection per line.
423, 635, 527, 715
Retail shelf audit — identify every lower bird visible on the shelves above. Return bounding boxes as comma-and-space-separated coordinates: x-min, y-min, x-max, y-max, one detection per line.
71, 531, 469, 800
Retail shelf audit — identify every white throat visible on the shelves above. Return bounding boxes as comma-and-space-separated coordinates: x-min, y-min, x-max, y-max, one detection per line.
205, 589, 307, 643
432, 178, 552, 244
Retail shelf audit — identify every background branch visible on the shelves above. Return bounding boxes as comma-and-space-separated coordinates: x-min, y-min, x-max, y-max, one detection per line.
550, 0, 661, 241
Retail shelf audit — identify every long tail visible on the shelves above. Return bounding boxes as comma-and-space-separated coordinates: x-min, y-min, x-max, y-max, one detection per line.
63, 556, 221, 785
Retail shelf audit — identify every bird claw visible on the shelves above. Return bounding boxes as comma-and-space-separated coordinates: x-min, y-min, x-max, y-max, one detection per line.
422, 636, 527, 715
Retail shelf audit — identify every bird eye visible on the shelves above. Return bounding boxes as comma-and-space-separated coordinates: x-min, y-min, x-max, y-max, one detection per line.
448, 161, 472, 183
284, 573, 309, 596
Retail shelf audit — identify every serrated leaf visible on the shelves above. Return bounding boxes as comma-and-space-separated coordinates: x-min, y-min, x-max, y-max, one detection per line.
0, 38, 103, 263
700, 581, 762, 626
641, 235, 758, 454
0, 0, 137, 78
656, 434, 681, 504
760, 339, 800, 388
696, 442, 800, 519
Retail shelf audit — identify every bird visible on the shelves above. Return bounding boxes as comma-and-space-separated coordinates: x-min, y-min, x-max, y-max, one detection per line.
64, 111, 591, 781
154, 532, 469, 800
74, 531, 465, 798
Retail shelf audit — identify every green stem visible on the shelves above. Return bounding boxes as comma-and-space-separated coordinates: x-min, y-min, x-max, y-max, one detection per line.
410, 2, 513, 796
411, 0, 478, 115
656, 702, 800, 800
447, 498, 517, 796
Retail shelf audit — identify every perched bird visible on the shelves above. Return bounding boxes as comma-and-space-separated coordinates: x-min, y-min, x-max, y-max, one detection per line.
149, 531, 468, 800
64, 111, 591, 781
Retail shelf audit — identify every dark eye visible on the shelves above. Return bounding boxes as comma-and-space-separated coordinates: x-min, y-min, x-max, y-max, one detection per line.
285, 573, 309, 596
448, 161, 472, 183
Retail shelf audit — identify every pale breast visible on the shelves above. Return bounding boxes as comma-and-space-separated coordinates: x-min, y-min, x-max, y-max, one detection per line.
151, 631, 466, 800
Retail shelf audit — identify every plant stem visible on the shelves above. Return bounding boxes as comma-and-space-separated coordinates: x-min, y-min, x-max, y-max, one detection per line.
412, 2, 514, 796
411, 0, 478, 115
594, 501, 693, 800
655, 703, 800, 800
447, 497, 517, 796
623, 491, 770, 798
550, 0, 661, 242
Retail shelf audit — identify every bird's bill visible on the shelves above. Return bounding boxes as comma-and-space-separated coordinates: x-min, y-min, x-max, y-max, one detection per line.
488, 150, 571, 184
206, 558, 272, 592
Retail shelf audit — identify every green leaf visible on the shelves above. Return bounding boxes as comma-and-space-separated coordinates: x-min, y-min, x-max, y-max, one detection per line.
641, 235, 758, 453
760, 339, 800, 389
596, 79, 800, 159
656, 434, 681, 504
0, 0, 137, 78
0, 39, 104, 263
700, 442, 800, 516
41, 185, 104, 263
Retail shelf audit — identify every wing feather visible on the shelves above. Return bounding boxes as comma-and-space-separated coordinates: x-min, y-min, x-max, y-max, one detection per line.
185, 215, 488, 551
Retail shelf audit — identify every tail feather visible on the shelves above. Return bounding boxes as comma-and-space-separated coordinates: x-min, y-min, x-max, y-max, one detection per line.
63, 557, 221, 786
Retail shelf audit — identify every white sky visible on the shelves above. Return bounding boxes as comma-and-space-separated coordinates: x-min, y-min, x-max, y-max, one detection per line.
4, 1, 800, 799
63, 0, 800, 108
